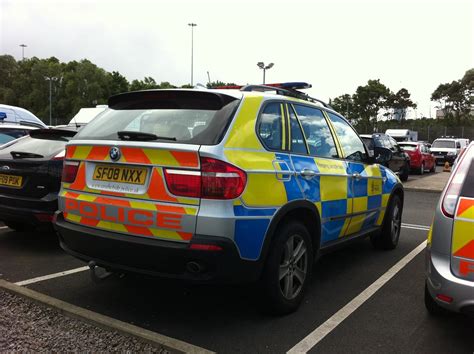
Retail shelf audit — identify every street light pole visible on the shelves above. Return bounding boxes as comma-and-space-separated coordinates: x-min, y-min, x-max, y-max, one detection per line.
19, 44, 27, 60
257, 62, 274, 84
188, 23, 197, 86
44, 76, 58, 126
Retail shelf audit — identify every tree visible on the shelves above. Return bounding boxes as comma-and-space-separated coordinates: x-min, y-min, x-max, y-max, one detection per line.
206, 81, 237, 88
431, 69, 473, 119
108, 71, 129, 96
385, 88, 417, 120
352, 79, 391, 132
129, 77, 160, 91
330, 94, 356, 120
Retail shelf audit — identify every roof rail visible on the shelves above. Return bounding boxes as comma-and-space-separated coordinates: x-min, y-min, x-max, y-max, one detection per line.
239, 84, 333, 109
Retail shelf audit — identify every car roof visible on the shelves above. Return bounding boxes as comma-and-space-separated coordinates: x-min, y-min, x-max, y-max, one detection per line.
0, 123, 37, 130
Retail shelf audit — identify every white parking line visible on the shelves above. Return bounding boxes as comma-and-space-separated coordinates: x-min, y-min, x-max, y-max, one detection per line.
287, 240, 428, 353
0, 226, 8, 230
15, 266, 89, 286
401, 223, 431, 231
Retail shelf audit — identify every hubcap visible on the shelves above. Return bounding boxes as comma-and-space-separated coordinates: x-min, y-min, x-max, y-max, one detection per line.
391, 203, 401, 242
279, 234, 308, 300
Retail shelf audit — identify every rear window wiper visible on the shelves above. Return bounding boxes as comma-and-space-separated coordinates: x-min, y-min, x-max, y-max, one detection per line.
10, 151, 44, 159
117, 131, 177, 142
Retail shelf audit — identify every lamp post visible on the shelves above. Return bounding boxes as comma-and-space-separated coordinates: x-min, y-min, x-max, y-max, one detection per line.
188, 23, 197, 86
257, 62, 274, 84
19, 44, 27, 60
44, 76, 58, 126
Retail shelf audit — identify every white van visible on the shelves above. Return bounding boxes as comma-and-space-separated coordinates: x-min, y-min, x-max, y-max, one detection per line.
431, 137, 470, 165
385, 129, 418, 142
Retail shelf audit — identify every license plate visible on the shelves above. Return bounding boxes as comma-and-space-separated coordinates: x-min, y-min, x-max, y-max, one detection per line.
0, 173, 22, 188
93, 165, 147, 185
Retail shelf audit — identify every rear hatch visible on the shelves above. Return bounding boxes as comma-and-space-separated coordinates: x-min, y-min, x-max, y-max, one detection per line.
60, 90, 241, 243
450, 145, 474, 281
0, 131, 72, 199
399, 143, 418, 160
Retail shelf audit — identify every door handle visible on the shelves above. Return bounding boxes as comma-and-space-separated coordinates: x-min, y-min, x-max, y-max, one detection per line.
301, 169, 317, 179
352, 173, 362, 180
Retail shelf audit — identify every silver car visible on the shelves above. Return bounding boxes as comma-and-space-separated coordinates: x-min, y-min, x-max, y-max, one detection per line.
425, 141, 474, 316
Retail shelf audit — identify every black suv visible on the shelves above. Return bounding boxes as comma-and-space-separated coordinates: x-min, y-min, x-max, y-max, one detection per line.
361, 133, 410, 181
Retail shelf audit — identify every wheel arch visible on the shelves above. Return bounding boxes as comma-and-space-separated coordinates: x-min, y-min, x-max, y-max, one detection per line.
260, 200, 321, 263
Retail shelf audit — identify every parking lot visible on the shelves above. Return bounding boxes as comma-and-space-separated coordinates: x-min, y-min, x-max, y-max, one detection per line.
1, 189, 473, 353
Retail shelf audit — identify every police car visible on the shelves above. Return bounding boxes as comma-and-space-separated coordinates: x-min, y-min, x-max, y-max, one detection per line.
54, 83, 404, 314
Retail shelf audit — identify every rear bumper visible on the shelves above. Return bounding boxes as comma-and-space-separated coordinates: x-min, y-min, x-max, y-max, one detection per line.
425, 248, 474, 315
434, 155, 456, 164
54, 212, 263, 283
0, 192, 57, 225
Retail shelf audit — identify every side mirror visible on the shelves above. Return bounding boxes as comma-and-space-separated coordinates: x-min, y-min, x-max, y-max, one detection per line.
374, 146, 392, 164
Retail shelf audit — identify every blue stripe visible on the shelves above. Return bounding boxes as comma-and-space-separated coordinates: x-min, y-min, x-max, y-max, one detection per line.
234, 206, 277, 217
234, 219, 270, 260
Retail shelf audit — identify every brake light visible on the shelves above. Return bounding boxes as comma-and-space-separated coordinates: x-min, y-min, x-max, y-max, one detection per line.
164, 157, 247, 199
441, 145, 473, 217
62, 161, 80, 183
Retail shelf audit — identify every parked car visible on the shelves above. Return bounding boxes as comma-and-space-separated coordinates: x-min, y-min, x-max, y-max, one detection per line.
0, 104, 47, 128
398, 141, 436, 174
0, 127, 77, 231
425, 141, 474, 316
361, 133, 410, 181
54, 83, 404, 314
431, 137, 470, 165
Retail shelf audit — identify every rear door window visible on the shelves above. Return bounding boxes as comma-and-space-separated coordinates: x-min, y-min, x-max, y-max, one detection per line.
288, 105, 307, 154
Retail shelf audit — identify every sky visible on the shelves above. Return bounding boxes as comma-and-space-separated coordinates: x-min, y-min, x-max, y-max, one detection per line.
1, 0, 473, 118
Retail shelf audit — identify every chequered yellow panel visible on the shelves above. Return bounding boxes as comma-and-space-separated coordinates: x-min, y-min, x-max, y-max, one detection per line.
320, 176, 347, 201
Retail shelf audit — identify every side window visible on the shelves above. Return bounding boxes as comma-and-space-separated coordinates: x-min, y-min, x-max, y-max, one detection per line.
293, 105, 337, 158
258, 103, 283, 151
288, 105, 308, 154
327, 112, 367, 162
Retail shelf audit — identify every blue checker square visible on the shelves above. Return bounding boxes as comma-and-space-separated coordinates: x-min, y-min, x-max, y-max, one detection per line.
321, 199, 347, 218
234, 219, 270, 260
322, 219, 345, 243
353, 179, 368, 197
368, 195, 382, 210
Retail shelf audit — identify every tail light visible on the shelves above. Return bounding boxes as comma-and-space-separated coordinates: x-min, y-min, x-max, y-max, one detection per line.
441, 146, 473, 217
164, 157, 247, 199
62, 161, 80, 183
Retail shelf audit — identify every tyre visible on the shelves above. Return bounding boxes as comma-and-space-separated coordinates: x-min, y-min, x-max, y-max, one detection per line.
429, 163, 436, 173
261, 221, 313, 315
371, 194, 402, 250
418, 162, 424, 175
424, 283, 449, 316
4, 221, 36, 232
399, 163, 409, 182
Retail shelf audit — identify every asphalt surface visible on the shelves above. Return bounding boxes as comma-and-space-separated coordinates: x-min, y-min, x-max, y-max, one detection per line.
1, 190, 473, 353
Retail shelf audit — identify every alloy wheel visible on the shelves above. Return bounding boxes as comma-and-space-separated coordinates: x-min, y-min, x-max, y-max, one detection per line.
279, 234, 308, 300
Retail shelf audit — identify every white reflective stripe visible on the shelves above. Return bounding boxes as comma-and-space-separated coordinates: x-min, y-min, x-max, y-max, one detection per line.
165, 169, 201, 176
401, 223, 430, 231
202, 172, 240, 178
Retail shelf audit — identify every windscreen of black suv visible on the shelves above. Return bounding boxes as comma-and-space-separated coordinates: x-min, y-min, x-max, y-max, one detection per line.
74, 91, 240, 145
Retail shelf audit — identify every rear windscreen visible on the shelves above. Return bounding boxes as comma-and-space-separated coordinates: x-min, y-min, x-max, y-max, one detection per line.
0, 128, 27, 139
400, 144, 417, 151
0, 136, 67, 158
74, 91, 240, 145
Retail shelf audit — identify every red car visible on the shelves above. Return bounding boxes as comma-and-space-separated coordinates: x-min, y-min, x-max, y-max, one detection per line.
399, 142, 435, 174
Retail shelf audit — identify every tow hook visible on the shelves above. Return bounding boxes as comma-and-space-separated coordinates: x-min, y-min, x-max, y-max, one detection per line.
88, 261, 113, 283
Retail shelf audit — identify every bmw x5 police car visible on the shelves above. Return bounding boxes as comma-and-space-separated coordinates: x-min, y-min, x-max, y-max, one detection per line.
54, 83, 404, 314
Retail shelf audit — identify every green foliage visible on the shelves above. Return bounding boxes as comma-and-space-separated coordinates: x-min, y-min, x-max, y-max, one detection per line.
206, 81, 236, 88
385, 88, 417, 120
431, 68, 473, 119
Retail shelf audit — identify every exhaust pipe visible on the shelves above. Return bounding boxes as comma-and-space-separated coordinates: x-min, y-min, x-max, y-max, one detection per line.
89, 261, 113, 283
186, 261, 204, 274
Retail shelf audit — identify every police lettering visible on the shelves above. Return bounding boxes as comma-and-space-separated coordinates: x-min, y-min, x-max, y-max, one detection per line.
459, 259, 474, 277
64, 199, 182, 229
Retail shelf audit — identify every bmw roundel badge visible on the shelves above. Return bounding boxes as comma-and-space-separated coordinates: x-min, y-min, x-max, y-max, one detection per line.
109, 147, 121, 161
